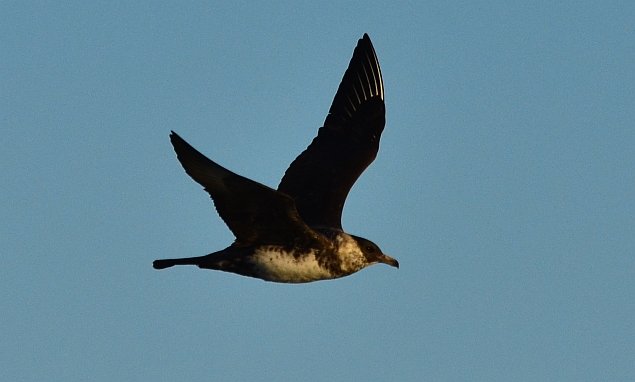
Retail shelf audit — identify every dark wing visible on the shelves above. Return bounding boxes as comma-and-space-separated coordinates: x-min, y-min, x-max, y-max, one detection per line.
277, 33, 385, 229
170, 131, 321, 247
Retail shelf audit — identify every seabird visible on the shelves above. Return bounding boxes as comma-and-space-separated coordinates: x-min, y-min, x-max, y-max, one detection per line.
153, 34, 398, 283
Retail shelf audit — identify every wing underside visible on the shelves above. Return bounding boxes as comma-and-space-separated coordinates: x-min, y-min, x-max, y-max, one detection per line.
170, 131, 319, 247
277, 34, 386, 229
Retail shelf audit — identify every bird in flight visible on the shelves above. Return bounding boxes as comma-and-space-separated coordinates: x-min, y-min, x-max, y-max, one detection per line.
153, 34, 398, 283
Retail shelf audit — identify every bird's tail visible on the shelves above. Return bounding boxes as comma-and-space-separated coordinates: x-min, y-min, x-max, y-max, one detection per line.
152, 257, 201, 270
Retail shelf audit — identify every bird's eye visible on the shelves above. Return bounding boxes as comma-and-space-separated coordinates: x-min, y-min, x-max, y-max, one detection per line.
365, 245, 375, 252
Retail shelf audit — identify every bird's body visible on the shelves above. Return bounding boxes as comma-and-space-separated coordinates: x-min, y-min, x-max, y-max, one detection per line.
156, 229, 375, 283
153, 34, 398, 283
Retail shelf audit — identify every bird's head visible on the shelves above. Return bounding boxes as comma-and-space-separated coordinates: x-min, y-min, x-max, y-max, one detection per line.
353, 235, 399, 268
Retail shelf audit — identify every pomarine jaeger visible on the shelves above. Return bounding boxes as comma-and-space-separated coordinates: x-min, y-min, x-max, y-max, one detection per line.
153, 34, 398, 283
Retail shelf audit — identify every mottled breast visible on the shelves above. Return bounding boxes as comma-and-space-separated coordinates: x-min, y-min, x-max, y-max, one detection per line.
250, 247, 337, 283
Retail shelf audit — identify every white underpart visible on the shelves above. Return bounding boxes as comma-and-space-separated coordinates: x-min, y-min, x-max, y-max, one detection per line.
252, 248, 331, 283
251, 233, 367, 283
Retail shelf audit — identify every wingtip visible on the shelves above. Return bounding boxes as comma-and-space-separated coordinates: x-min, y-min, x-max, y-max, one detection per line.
361, 33, 374, 46
169, 131, 187, 148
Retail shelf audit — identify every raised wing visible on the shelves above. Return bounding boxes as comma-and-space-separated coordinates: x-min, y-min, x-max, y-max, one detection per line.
170, 131, 319, 246
277, 34, 385, 229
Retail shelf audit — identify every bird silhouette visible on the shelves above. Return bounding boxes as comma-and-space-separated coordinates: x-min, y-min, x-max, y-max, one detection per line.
153, 34, 398, 283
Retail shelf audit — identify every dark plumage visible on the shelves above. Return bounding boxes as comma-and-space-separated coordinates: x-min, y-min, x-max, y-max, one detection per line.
153, 34, 398, 283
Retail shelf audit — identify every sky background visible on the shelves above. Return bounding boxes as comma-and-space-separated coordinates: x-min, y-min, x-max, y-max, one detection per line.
2, 1, 634, 381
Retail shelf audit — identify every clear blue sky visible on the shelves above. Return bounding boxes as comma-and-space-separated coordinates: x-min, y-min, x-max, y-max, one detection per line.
2, 1, 634, 381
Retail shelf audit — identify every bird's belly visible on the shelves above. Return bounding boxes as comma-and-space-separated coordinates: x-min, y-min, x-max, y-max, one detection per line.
250, 248, 336, 283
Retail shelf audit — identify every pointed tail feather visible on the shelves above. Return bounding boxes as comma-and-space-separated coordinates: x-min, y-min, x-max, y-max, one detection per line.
153, 257, 200, 270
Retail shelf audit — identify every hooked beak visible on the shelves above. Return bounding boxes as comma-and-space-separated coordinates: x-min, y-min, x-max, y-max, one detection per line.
380, 254, 399, 268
